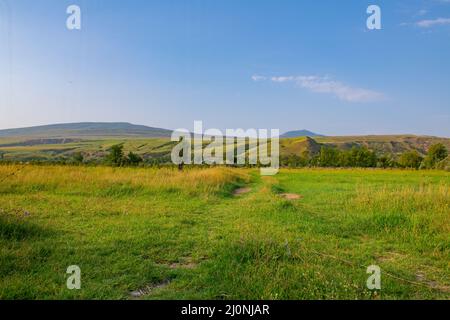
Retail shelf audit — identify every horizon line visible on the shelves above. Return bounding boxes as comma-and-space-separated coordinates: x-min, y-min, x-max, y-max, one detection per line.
0, 121, 449, 139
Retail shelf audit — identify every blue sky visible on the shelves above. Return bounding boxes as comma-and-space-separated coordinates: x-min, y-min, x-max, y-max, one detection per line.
0, 0, 450, 136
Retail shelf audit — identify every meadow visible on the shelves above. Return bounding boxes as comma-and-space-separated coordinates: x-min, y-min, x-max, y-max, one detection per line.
0, 164, 448, 299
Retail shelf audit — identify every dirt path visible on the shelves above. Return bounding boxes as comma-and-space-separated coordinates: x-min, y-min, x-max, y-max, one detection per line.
280, 193, 303, 200
130, 280, 171, 299
233, 187, 251, 196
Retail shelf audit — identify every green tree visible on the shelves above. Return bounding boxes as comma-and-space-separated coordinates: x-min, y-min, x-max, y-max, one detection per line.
399, 150, 423, 169
72, 152, 84, 164
377, 154, 394, 168
126, 152, 143, 166
318, 147, 341, 167
283, 154, 308, 168
339, 150, 352, 167
107, 144, 125, 166
340, 147, 377, 168
422, 143, 448, 169
354, 147, 377, 167
435, 156, 450, 171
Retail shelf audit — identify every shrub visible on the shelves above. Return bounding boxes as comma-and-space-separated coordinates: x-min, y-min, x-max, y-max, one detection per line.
422, 143, 448, 169
72, 152, 84, 164
398, 150, 423, 169
125, 152, 143, 166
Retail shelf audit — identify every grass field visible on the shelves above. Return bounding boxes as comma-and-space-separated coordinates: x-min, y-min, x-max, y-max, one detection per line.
0, 165, 449, 299
0, 138, 175, 162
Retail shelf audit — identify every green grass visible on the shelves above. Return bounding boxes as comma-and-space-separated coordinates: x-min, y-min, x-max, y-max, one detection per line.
0, 165, 448, 299
0, 137, 175, 162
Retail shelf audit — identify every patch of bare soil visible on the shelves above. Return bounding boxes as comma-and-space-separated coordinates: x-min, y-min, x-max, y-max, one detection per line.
376, 251, 406, 263
169, 257, 198, 270
130, 280, 170, 298
233, 187, 251, 196
416, 272, 450, 293
280, 193, 302, 200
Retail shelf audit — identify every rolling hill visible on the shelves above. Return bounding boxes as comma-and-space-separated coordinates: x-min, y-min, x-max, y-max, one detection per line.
0, 122, 172, 138
316, 135, 450, 156
280, 136, 323, 156
0, 122, 449, 163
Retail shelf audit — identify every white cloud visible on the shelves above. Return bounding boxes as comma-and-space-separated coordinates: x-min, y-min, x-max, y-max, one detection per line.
416, 17, 450, 27
253, 75, 385, 103
251, 75, 267, 82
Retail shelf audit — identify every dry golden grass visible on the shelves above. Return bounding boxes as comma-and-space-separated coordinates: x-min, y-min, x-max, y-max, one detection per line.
353, 183, 449, 213
0, 164, 250, 196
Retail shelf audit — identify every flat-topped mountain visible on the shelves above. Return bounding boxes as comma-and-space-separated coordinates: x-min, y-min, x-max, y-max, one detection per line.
280, 130, 324, 138
0, 122, 173, 138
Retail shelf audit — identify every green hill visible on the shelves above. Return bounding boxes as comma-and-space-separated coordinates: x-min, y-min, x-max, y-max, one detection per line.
0, 122, 172, 138
280, 137, 323, 156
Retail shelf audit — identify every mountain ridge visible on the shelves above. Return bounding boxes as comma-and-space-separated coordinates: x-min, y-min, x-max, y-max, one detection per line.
1, 122, 448, 139
280, 130, 324, 138
0, 122, 173, 138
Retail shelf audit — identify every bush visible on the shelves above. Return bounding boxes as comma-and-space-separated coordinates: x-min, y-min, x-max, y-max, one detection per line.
125, 152, 143, 166
435, 156, 450, 171
377, 154, 395, 168
72, 152, 84, 164
317, 147, 340, 167
422, 143, 448, 169
399, 151, 423, 169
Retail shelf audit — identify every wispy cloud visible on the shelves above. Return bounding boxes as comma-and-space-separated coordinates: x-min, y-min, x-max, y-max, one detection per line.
416, 17, 450, 27
416, 9, 428, 16
252, 75, 385, 103
251, 75, 267, 82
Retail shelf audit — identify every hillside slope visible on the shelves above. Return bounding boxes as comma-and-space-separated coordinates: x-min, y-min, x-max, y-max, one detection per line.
280, 130, 324, 138
280, 137, 323, 156
0, 122, 172, 138
0, 123, 449, 162
316, 135, 450, 156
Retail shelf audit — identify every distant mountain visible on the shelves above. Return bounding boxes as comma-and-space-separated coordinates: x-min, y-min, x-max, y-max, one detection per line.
280, 130, 324, 138
0, 122, 173, 138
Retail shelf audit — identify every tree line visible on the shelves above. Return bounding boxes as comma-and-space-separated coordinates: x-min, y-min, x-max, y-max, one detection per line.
84, 142, 449, 170
281, 143, 448, 169
3, 142, 447, 170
